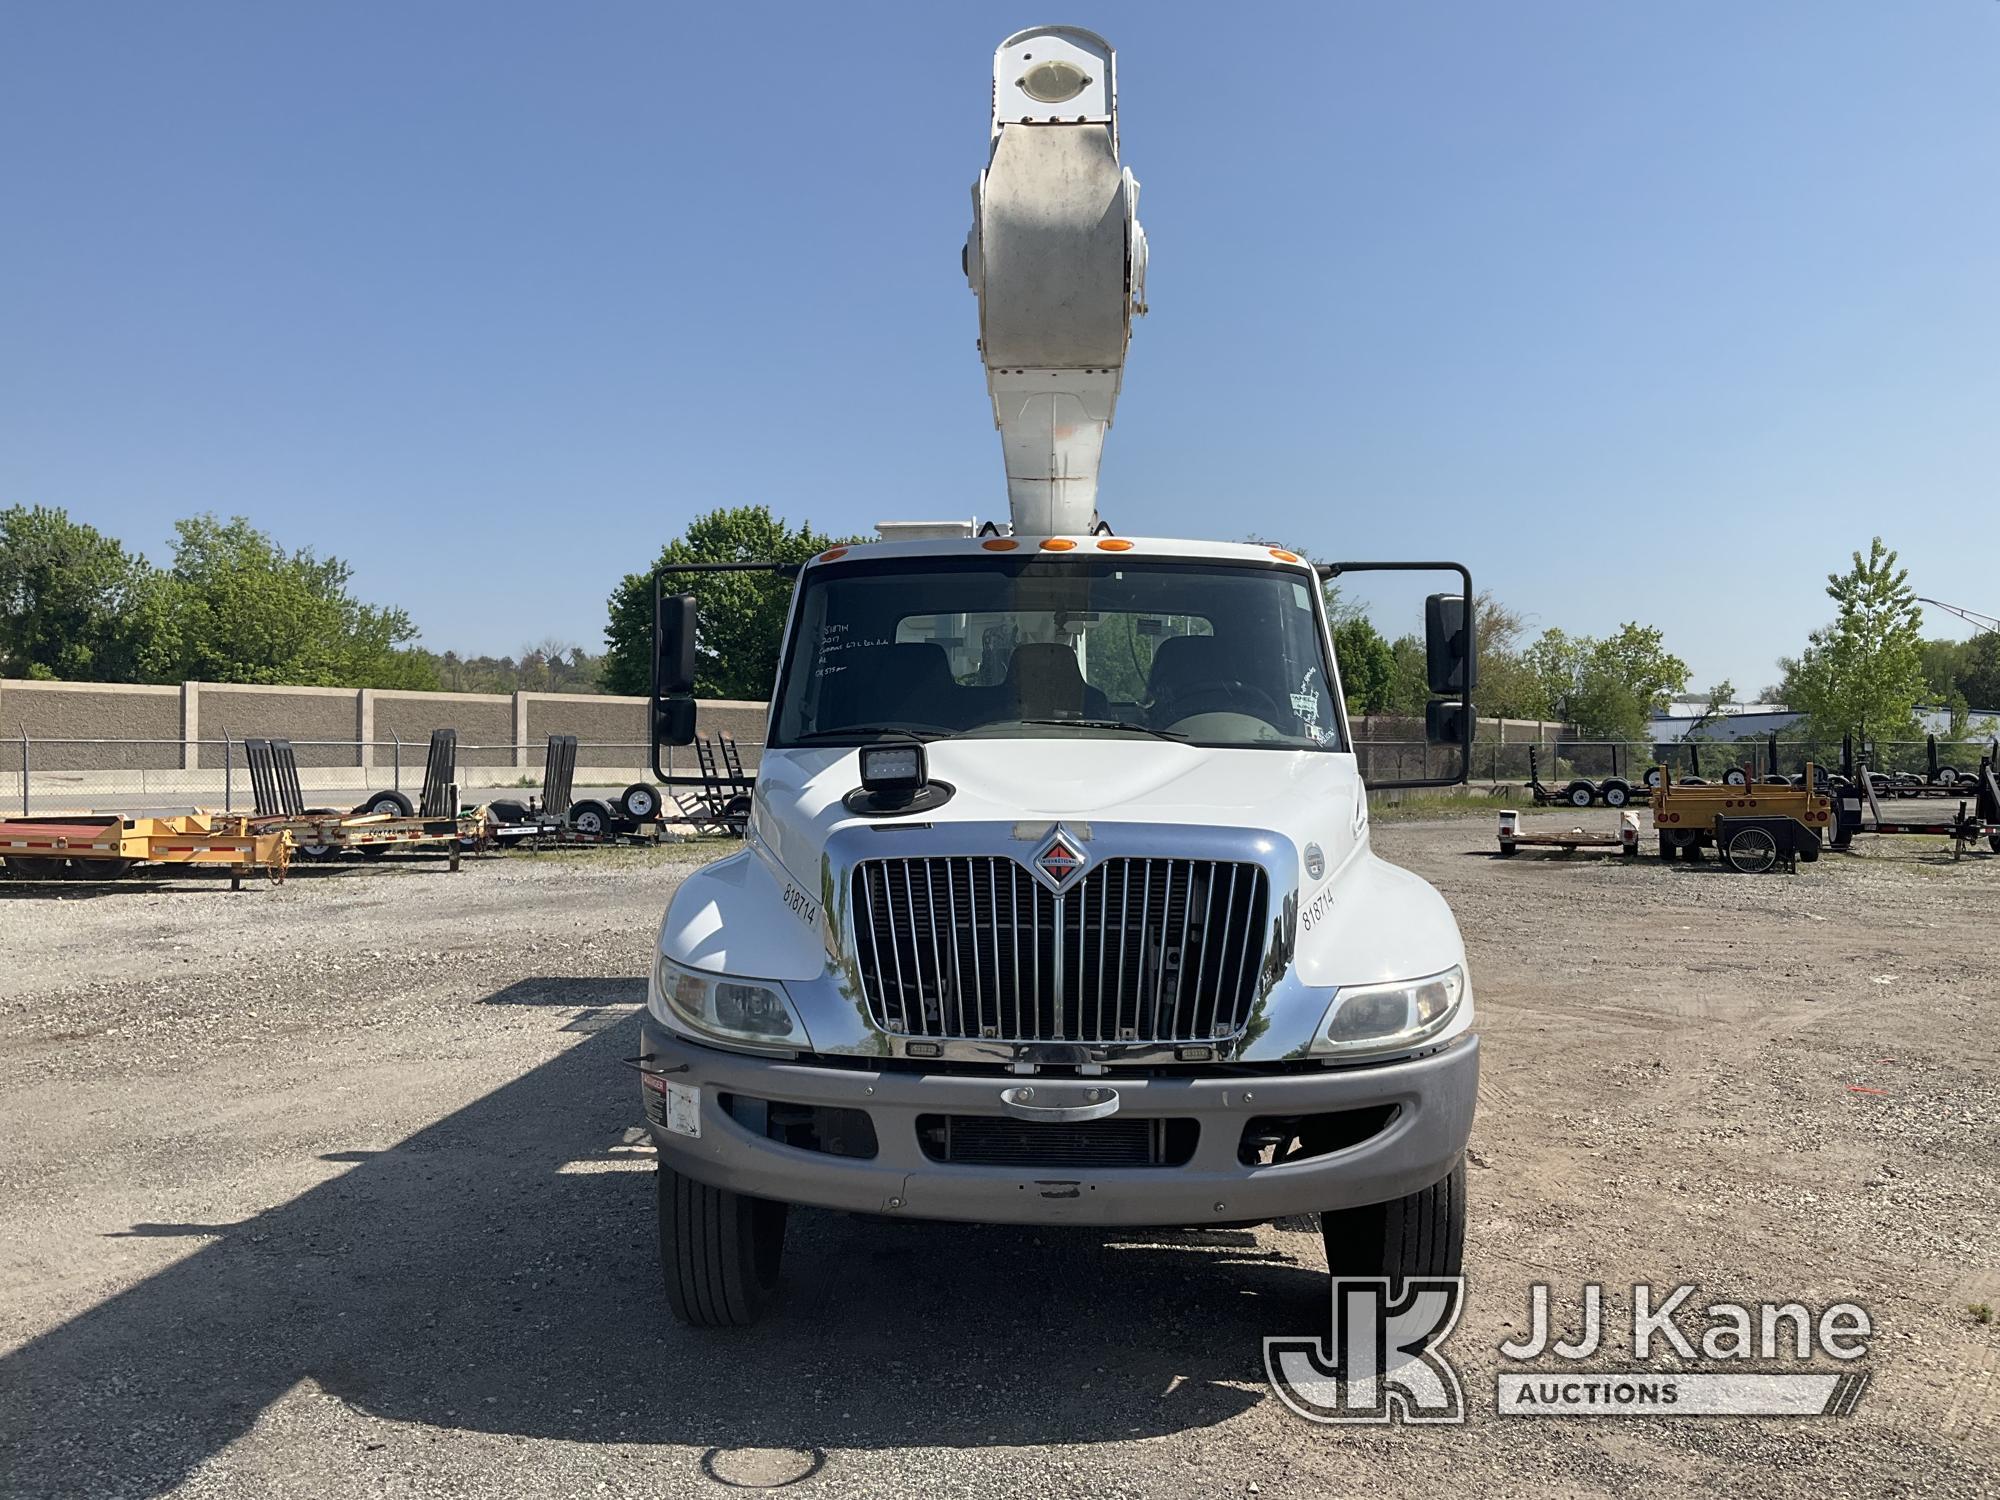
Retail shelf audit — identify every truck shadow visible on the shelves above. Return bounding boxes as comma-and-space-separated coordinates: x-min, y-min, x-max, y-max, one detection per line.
1, 1004, 1314, 1495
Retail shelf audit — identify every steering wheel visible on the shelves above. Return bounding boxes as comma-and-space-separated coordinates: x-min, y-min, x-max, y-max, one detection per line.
1154, 679, 1291, 730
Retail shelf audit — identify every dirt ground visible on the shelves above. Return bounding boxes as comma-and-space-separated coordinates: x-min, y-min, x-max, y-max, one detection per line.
1, 815, 1995, 1499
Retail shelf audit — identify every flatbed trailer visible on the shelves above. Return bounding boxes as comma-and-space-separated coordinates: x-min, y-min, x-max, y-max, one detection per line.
0, 811, 290, 888
1496, 809, 1639, 857
254, 808, 480, 866
242, 734, 482, 865
1649, 765, 1832, 873
1833, 760, 2000, 859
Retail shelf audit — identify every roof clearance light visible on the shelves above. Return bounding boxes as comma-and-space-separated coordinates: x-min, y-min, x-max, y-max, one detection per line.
1096, 538, 1133, 551
1019, 58, 1089, 103
1041, 538, 1077, 551
819, 547, 848, 562
1269, 548, 1300, 563
981, 538, 1018, 551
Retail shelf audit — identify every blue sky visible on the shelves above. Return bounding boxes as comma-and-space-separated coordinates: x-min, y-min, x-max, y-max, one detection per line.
4, 1, 1995, 692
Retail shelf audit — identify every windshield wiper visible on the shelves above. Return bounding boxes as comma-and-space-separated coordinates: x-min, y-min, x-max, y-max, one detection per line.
792, 724, 953, 743
1010, 718, 1189, 742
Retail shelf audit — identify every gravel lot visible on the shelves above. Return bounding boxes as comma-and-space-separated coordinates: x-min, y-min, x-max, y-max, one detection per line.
2, 817, 1995, 1498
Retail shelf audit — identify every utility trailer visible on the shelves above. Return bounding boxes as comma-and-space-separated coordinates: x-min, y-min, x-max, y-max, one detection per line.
243, 735, 480, 865
1649, 767, 1832, 873
0, 811, 289, 889
484, 735, 665, 844
1496, 808, 1639, 858
670, 733, 754, 836
1830, 758, 2000, 859
1526, 746, 1640, 807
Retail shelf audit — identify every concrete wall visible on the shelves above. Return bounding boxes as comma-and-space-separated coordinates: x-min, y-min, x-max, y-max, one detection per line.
0, 680, 184, 768
2, 676, 771, 776
374, 690, 517, 768
195, 684, 362, 768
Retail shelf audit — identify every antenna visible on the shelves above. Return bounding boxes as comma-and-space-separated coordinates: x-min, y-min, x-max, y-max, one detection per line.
966, 26, 1148, 536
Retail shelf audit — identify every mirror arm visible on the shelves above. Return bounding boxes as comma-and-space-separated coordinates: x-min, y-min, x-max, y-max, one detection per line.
1313, 561, 1476, 791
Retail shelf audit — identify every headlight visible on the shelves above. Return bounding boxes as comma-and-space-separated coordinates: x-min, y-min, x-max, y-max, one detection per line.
651, 954, 807, 1050
1310, 965, 1466, 1057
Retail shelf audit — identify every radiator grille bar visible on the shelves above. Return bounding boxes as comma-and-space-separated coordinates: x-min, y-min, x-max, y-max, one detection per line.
851, 855, 1267, 1045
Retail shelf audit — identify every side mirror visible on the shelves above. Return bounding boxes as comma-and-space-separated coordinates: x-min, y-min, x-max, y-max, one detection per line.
655, 696, 697, 748
1424, 593, 1474, 696
1425, 698, 1468, 747
652, 584, 698, 770
656, 591, 697, 698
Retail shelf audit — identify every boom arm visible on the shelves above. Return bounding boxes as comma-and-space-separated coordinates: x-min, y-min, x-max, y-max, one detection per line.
967, 26, 1148, 536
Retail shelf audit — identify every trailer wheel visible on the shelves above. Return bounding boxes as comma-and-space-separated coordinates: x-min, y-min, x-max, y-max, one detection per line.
1679, 777, 1707, 786
1564, 781, 1595, 807
357, 790, 414, 818
569, 799, 615, 837
69, 858, 137, 880
1320, 1158, 1464, 1296
1600, 779, 1630, 808
487, 798, 530, 825
1723, 768, 1749, 787
619, 783, 661, 821
1642, 767, 1663, 789
1760, 774, 1789, 786
1936, 767, 1960, 786
658, 1163, 787, 1327
4, 856, 69, 881
1724, 825, 1780, 874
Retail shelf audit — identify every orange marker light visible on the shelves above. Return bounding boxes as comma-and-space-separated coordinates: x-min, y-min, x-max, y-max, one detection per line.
1268, 547, 1300, 563
1040, 538, 1077, 551
1096, 538, 1133, 551
981, 538, 1018, 551
818, 546, 848, 562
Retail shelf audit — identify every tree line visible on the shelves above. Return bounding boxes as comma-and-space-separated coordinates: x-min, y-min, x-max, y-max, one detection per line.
0, 505, 604, 694
12, 502, 1984, 747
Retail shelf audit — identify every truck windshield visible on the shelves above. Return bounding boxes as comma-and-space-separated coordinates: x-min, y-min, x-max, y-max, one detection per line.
770, 555, 1344, 751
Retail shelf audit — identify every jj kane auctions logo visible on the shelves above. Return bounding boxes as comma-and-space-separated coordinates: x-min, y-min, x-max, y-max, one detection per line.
1267, 1281, 1873, 1422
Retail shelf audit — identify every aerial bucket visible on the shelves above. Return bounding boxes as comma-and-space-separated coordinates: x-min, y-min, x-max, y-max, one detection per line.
966, 26, 1148, 535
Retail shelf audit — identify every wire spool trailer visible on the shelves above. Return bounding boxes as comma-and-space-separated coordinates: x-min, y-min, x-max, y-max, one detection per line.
1649, 765, 1832, 872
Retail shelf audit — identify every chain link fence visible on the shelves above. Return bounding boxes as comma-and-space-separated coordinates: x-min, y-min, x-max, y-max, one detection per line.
1349, 734, 2000, 789
8, 731, 1991, 815
2, 735, 766, 817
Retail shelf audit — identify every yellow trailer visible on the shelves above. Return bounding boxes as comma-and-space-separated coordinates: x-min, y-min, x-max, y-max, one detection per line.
1649, 766, 1832, 873
0, 812, 290, 888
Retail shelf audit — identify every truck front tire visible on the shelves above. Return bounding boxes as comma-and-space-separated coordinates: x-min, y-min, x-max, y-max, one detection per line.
657, 1163, 787, 1327
1320, 1159, 1464, 1292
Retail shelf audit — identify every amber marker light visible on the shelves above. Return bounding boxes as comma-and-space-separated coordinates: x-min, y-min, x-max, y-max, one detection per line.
1040, 538, 1077, 551
1096, 538, 1133, 551
981, 538, 1019, 551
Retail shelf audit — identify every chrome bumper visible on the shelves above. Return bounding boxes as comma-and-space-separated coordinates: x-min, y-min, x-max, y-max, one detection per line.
639, 1018, 1478, 1226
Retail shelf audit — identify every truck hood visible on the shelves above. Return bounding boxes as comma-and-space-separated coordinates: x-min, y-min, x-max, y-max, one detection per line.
751, 739, 1367, 875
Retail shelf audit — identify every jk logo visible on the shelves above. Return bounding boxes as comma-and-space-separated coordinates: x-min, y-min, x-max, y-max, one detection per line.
1265, 1277, 1467, 1424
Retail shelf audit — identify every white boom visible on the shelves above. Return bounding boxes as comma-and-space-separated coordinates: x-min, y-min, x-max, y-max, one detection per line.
966, 25, 1148, 536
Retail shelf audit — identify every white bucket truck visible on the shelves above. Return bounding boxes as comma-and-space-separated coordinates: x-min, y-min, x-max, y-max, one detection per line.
639, 26, 1479, 1326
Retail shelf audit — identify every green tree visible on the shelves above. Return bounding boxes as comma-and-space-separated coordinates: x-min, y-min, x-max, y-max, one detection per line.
1332, 616, 1396, 715
146, 514, 437, 688
1384, 633, 1430, 716
1785, 538, 1928, 746
1523, 622, 1688, 740
0, 505, 156, 681
603, 505, 855, 699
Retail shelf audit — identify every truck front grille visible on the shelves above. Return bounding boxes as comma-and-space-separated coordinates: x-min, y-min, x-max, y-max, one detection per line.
850, 855, 1268, 1044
